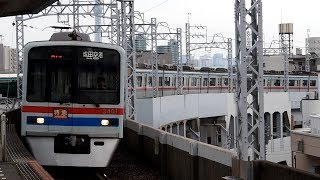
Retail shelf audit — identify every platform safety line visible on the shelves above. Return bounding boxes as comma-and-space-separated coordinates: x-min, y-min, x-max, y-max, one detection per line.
27, 160, 54, 180
5, 125, 41, 180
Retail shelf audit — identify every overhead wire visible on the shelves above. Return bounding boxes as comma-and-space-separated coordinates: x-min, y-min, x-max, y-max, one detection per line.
142, 0, 169, 13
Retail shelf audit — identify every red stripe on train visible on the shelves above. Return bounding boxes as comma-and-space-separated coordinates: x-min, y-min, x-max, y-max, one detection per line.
136, 86, 318, 90
22, 106, 124, 115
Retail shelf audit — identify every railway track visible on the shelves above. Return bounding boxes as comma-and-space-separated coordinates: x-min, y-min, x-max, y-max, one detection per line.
47, 141, 160, 180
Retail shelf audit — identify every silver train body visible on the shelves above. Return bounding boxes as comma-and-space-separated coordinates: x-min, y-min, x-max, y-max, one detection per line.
21, 32, 125, 167
136, 69, 318, 98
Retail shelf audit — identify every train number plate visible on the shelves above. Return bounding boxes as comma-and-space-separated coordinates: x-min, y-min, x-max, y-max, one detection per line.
53, 108, 68, 119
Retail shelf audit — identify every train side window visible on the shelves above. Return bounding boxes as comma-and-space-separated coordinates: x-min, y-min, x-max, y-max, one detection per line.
274, 79, 280, 86
144, 76, 147, 87
186, 77, 190, 86
172, 77, 176, 86
289, 80, 295, 86
148, 76, 152, 87
310, 80, 316, 86
296, 80, 300, 86
137, 76, 142, 87
267, 79, 271, 86
263, 79, 265, 86
182, 77, 185, 86
191, 77, 196, 86
159, 77, 163, 86
209, 78, 216, 86
303, 80, 308, 86
203, 78, 208, 86
224, 78, 228, 86
218, 78, 222, 86
164, 77, 170, 86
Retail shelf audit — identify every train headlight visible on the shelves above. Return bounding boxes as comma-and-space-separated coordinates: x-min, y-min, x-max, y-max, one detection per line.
101, 119, 110, 126
36, 117, 45, 124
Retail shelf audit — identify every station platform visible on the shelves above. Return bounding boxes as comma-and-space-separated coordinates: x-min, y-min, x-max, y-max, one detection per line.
0, 163, 23, 180
0, 123, 53, 180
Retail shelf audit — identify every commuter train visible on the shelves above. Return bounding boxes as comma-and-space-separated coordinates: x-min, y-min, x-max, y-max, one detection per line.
21, 31, 125, 167
136, 69, 318, 98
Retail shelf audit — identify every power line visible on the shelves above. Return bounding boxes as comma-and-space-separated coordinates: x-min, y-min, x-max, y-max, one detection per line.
143, 0, 168, 13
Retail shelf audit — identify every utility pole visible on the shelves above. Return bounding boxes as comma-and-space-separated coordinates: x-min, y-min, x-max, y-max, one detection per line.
305, 29, 310, 73
235, 0, 265, 163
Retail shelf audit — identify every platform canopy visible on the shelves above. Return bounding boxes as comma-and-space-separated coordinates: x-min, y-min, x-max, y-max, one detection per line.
0, 0, 57, 17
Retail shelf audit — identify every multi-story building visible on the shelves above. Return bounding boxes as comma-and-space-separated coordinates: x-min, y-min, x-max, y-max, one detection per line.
212, 53, 224, 66
136, 51, 172, 65
199, 54, 212, 67
263, 48, 320, 72
135, 34, 147, 52
168, 39, 178, 63
0, 44, 16, 73
308, 37, 320, 56
155, 39, 178, 64
291, 100, 320, 174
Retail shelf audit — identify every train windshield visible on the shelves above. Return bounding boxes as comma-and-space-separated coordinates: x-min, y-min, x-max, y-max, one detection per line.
27, 46, 120, 105
77, 47, 120, 104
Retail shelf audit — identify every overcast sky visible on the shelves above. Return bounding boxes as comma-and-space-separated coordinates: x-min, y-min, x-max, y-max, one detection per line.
0, 0, 319, 55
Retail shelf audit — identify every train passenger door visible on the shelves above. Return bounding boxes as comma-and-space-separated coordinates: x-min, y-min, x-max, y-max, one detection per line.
296, 79, 301, 92
48, 54, 73, 132
199, 76, 202, 94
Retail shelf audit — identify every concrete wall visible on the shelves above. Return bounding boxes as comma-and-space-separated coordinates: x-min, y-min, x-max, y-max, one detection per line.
301, 100, 320, 128
136, 93, 236, 128
137, 92, 291, 129
263, 55, 284, 71
125, 120, 237, 180
289, 92, 308, 109
124, 120, 320, 180
294, 152, 320, 173
253, 160, 320, 180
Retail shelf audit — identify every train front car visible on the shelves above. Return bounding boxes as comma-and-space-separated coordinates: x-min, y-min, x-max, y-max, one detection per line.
21, 32, 125, 167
